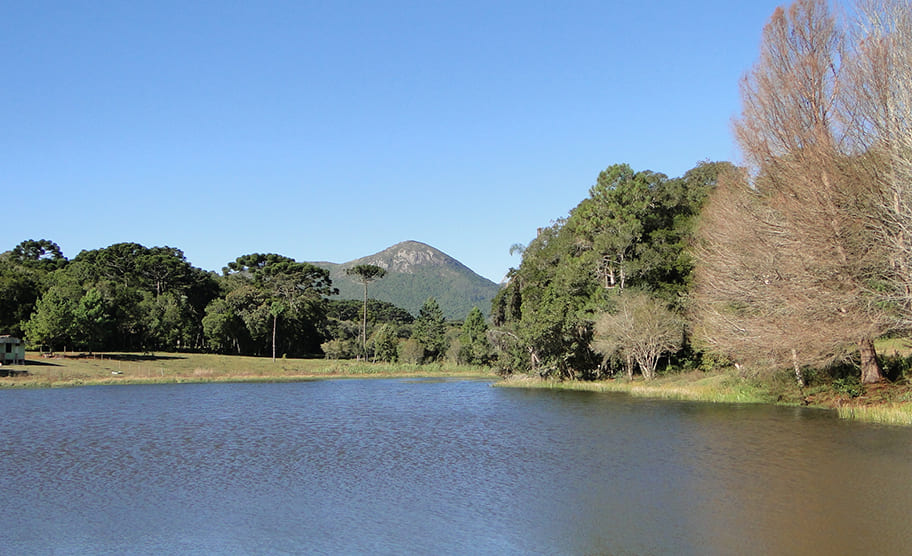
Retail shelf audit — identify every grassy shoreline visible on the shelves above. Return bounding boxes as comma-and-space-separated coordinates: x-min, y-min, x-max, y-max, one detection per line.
496, 372, 774, 404
0, 352, 495, 388
6, 352, 912, 426
496, 371, 912, 426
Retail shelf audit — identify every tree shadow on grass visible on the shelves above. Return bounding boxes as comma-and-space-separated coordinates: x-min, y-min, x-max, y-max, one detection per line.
21, 359, 60, 366
84, 353, 188, 362
26, 353, 188, 364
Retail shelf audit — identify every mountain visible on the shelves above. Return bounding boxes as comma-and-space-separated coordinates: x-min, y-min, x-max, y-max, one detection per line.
313, 241, 501, 320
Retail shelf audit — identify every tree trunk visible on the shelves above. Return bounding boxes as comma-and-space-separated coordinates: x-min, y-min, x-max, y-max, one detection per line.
272, 313, 278, 363
619, 254, 626, 290
859, 337, 885, 384
791, 348, 805, 388
362, 283, 368, 356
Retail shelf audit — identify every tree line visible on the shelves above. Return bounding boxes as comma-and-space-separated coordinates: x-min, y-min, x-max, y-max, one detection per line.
491, 0, 912, 386
0, 240, 493, 365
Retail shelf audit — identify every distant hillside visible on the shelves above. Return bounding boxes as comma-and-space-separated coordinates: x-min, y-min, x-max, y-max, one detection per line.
314, 241, 501, 320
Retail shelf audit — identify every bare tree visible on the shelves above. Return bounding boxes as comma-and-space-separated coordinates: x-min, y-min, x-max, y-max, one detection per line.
593, 291, 683, 380
693, 0, 893, 383
844, 0, 912, 327
690, 167, 875, 385
691, 169, 797, 381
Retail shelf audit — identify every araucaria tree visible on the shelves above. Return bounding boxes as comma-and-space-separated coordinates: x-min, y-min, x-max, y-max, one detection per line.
224, 254, 337, 361
692, 0, 912, 384
344, 264, 386, 357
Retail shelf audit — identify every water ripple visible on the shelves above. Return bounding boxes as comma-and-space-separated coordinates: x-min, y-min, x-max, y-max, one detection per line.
1, 381, 912, 554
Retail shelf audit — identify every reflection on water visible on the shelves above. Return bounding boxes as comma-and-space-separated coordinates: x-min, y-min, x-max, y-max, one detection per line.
1, 380, 911, 554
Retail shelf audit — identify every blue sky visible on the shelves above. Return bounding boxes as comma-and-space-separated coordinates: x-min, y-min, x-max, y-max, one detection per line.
2, 1, 784, 283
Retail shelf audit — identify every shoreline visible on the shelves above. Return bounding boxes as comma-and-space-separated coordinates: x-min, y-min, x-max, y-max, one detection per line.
5, 352, 911, 426
495, 371, 912, 426
0, 352, 495, 389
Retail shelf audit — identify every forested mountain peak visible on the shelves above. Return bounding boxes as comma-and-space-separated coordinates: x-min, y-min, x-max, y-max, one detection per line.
313, 241, 500, 319
346, 241, 473, 275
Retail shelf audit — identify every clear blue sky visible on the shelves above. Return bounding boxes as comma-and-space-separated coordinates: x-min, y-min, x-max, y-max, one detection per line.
2, 0, 785, 283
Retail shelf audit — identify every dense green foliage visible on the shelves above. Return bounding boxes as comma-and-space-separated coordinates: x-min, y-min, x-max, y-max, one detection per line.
412, 297, 448, 362
459, 307, 493, 365
0, 243, 339, 357
20, 242, 219, 352
219, 253, 337, 359
322, 299, 414, 360
491, 162, 731, 379
326, 299, 414, 325
0, 254, 47, 338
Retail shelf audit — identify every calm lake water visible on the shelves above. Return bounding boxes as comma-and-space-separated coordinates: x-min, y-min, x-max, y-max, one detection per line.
1, 379, 911, 555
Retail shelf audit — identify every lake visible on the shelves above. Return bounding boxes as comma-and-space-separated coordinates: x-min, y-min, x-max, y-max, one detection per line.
1, 379, 911, 554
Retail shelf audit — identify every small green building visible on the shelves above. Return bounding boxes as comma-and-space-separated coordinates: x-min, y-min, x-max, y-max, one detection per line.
0, 335, 25, 365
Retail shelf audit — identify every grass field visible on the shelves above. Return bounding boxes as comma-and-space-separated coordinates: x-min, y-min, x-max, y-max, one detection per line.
0, 352, 495, 388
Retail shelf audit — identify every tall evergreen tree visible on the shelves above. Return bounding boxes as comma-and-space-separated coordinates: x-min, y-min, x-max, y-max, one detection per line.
413, 297, 447, 362
345, 264, 387, 357
459, 306, 491, 365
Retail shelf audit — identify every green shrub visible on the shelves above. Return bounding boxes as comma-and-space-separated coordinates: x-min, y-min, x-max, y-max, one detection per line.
879, 353, 912, 382
369, 324, 399, 363
696, 351, 735, 373
833, 377, 864, 398
398, 338, 424, 365
321, 339, 355, 360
